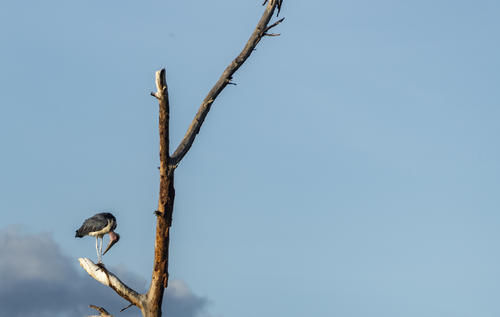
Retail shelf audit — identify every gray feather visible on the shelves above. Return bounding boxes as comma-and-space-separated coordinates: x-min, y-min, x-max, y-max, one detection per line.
75, 212, 117, 237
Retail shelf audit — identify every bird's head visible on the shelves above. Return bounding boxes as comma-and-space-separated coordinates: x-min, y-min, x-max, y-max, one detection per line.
103, 231, 120, 255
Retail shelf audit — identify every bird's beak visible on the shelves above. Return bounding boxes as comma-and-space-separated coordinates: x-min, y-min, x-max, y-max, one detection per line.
103, 232, 120, 255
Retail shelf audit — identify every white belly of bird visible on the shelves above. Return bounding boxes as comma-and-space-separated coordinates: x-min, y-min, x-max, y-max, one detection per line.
88, 219, 113, 237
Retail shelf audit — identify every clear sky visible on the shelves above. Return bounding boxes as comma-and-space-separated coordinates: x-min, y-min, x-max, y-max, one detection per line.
1, 0, 500, 316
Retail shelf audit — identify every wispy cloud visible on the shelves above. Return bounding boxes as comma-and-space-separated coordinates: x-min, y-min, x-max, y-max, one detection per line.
0, 227, 209, 317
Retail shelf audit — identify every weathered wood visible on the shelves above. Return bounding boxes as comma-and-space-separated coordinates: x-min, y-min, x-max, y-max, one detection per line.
79, 258, 145, 310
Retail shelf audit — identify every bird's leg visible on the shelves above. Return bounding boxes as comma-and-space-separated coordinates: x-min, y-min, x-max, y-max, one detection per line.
95, 237, 100, 263
99, 237, 103, 263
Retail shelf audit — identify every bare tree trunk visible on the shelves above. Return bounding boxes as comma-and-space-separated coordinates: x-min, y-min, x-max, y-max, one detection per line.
79, 1, 284, 316
145, 69, 174, 317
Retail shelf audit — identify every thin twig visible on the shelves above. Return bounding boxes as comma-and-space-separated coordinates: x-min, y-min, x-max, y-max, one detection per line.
120, 303, 134, 312
265, 17, 285, 32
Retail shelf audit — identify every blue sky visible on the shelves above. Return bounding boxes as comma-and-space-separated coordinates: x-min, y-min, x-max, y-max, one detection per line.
1, 0, 500, 316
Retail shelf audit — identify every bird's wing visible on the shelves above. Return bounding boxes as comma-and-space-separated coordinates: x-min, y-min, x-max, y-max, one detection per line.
75, 214, 110, 237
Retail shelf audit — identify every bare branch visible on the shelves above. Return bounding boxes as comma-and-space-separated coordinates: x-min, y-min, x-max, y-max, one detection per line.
79, 258, 145, 309
88, 305, 113, 317
170, 0, 284, 166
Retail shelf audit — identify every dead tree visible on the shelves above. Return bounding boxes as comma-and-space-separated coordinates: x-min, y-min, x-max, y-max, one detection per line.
79, 1, 284, 316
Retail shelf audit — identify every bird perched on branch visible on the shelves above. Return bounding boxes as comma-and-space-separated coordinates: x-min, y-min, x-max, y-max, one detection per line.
75, 212, 120, 263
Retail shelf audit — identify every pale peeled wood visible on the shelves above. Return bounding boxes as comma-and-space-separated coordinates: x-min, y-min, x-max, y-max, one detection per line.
79, 258, 144, 310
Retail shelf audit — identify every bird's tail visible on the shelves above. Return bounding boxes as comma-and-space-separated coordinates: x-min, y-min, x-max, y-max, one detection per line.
75, 230, 84, 238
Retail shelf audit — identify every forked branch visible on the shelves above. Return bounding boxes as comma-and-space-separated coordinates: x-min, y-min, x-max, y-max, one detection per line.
170, 0, 285, 166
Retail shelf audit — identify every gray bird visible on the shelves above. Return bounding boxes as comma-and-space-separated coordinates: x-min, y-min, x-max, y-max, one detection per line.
75, 212, 120, 263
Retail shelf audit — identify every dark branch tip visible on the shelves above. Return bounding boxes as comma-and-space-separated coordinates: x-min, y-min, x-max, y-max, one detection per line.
277, 1, 283, 16
120, 303, 134, 312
